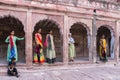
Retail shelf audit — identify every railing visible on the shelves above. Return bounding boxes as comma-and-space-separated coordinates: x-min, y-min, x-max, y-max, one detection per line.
26, 0, 120, 11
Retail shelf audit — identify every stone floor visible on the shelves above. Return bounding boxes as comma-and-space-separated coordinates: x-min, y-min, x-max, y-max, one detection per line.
0, 63, 120, 80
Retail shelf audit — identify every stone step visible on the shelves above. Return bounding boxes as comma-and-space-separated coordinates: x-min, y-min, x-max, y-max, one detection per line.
0, 62, 117, 73
0, 60, 117, 76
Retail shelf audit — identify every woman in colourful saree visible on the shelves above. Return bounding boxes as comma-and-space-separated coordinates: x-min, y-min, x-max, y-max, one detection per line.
34, 29, 45, 63
5, 30, 24, 62
99, 35, 108, 62
46, 30, 56, 64
68, 33, 76, 62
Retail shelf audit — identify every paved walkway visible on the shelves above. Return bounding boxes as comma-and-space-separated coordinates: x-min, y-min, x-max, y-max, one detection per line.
0, 63, 120, 80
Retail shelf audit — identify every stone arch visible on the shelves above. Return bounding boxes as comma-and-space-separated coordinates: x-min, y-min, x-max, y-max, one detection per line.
33, 19, 63, 63
69, 22, 90, 61
0, 15, 25, 64
97, 24, 115, 37
32, 15, 63, 35
97, 25, 115, 60
0, 11, 26, 31
34, 19, 62, 35
69, 22, 90, 36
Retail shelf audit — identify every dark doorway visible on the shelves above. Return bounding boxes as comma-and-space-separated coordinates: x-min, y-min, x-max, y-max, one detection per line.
97, 26, 111, 59
33, 19, 63, 63
0, 15, 25, 64
70, 23, 89, 61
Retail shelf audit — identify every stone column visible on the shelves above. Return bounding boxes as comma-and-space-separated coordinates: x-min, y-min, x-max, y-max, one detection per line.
88, 34, 92, 61
92, 10, 97, 63
25, 10, 33, 68
115, 21, 120, 63
63, 14, 69, 65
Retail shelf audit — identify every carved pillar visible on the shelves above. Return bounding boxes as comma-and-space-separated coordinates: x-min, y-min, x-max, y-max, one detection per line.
92, 10, 97, 63
87, 34, 92, 61
63, 14, 69, 65
25, 10, 33, 68
115, 21, 120, 63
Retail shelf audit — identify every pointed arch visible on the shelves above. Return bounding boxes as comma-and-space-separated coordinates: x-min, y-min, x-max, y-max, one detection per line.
97, 25, 115, 60
33, 19, 63, 63
69, 22, 90, 61
0, 15, 25, 64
